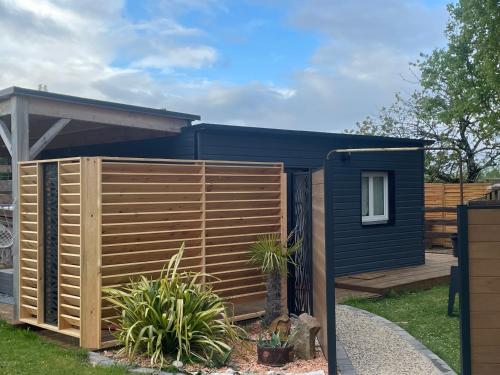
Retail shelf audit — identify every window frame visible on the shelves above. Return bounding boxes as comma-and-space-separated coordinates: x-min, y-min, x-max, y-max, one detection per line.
361, 171, 389, 224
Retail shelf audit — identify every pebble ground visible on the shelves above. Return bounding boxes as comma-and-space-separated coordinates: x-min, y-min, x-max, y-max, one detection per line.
336, 305, 446, 375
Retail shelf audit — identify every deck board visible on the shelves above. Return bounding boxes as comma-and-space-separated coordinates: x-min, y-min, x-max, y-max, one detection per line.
335, 252, 457, 294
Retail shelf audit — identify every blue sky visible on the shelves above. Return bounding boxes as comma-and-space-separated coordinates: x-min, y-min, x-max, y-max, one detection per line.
0, 0, 451, 131
122, 1, 319, 85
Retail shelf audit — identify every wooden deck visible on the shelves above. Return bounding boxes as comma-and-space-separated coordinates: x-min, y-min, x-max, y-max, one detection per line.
335, 252, 457, 295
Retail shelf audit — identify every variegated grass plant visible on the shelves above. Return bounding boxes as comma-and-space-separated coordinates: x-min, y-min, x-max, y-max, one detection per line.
104, 244, 242, 368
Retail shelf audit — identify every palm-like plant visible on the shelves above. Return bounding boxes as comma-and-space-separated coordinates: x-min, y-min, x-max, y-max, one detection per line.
249, 233, 301, 326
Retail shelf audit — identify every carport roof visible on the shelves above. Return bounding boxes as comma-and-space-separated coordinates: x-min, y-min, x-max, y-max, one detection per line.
0, 86, 200, 121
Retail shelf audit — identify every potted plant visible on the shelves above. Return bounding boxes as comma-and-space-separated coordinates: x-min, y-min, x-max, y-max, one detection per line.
249, 233, 301, 326
257, 332, 294, 367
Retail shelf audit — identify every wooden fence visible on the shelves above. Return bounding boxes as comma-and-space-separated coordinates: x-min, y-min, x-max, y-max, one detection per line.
459, 202, 500, 375
18, 157, 286, 349
425, 183, 491, 247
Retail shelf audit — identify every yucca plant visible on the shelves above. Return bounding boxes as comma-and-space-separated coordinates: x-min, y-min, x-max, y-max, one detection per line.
249, 233, 301, 326
104, 244, 241, 368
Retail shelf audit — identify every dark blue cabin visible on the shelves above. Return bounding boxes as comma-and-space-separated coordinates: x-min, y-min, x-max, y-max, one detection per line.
44, 123, 430, 276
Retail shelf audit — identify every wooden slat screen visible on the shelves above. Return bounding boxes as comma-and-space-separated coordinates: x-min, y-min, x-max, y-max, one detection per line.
99, 159, 284, 327
468, 206, 500, 375
18, 157, 285, 348
18, 163, 40, 322
425, 183, 491, 247
18, 159, 82, 338
58, 159, 82, 336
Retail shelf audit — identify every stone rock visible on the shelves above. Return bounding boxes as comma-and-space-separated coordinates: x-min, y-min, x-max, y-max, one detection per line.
269, 315, 291, 336
288, 313, 321, 360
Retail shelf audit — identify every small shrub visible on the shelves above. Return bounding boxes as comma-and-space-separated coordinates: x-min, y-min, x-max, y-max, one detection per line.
104, 244, 241, 368
257, 332, 290, 348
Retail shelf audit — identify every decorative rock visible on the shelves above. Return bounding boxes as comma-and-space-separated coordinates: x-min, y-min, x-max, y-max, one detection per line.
288, 313, 321, 360
172, 360, 184, 370
269, 315, 291, 336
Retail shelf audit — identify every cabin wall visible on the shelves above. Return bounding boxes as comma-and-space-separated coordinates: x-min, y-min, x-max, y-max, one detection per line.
41, 132, 196, 160
325, 150, 425, 275
195, 129, 422, 170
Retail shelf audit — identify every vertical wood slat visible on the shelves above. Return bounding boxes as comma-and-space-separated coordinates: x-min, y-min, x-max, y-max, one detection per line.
80, 157, 101, 349
36, 164, 44, 324
201, 162, 206, 286
280, 172, 288, 314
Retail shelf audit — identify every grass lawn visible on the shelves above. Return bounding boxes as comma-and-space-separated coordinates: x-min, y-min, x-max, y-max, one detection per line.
0, 320, 127, 375
343, 284, 460, 373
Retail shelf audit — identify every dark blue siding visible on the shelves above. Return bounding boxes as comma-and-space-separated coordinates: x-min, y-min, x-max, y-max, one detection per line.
41, 123, 426, 275
325, 150, 425, 275
195, 127, 426, 170
41, 132, 196, 159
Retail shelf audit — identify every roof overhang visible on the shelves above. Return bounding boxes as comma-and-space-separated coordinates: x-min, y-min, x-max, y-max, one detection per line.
0, 87, 201, 157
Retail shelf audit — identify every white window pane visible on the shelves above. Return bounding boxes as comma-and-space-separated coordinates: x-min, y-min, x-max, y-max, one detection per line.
362, 177, 369, 216
373, 176, 385, 215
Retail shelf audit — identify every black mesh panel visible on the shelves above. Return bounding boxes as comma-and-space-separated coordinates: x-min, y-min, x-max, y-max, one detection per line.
43, 163, 58, 325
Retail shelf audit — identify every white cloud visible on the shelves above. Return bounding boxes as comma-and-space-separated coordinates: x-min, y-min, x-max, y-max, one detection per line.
0, 0, 449, 132
132, 46, 217, 71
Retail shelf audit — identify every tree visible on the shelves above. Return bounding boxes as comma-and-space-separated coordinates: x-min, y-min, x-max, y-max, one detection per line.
352, 0, 499, 182
249, 233, 301, 326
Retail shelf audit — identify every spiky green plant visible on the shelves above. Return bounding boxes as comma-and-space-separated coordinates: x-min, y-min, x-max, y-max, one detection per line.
249, 233, 301, 326
104, 244, 241, 368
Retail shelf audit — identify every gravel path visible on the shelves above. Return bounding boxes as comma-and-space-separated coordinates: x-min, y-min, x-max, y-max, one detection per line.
336, 305, 455, 375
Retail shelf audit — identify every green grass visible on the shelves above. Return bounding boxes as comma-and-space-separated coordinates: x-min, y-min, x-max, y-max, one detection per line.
343, 285, 460, 372
0, 320, 128, 375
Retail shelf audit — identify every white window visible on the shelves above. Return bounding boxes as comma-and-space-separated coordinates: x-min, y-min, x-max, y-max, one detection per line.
361, 171, 389, 224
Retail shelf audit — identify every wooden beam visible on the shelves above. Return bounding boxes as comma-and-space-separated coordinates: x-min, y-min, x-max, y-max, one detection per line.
80, 157, 102, 349
11, 96, 30, 321
0, 99, 10, 116
0, 119, 12, 156
28, 97, 188, 133
29, 118, 70, 159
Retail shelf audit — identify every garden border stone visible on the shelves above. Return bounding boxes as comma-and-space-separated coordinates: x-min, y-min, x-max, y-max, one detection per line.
88, 351, 326, 375
335, 339, 356, 375
339, 305, 457, 375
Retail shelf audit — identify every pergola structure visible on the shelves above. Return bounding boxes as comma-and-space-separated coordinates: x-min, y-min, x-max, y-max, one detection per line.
0, 86, 200, 320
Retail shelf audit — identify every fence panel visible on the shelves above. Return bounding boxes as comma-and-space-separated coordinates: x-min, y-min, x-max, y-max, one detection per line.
425, 183, 490, 247
459, 202, 500, 375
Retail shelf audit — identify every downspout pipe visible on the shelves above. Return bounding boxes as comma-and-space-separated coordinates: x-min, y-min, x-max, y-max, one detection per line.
326, 146, 465, 204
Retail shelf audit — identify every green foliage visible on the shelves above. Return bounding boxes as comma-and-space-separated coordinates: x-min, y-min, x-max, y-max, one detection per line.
249, 232, 301, 275
350, 0, 499, 183
0, 320, 127, 375
104, 244, 241, 368
343, 285, 460, 372
257, 332, 290, 348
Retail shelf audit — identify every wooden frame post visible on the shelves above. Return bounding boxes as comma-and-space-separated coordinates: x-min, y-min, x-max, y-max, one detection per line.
280, 171, 288, 314
80, 157, 102, 349
11, 96, 30, 321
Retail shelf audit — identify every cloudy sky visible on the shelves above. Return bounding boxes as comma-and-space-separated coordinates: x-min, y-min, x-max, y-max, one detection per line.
0, 0, 450, 132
